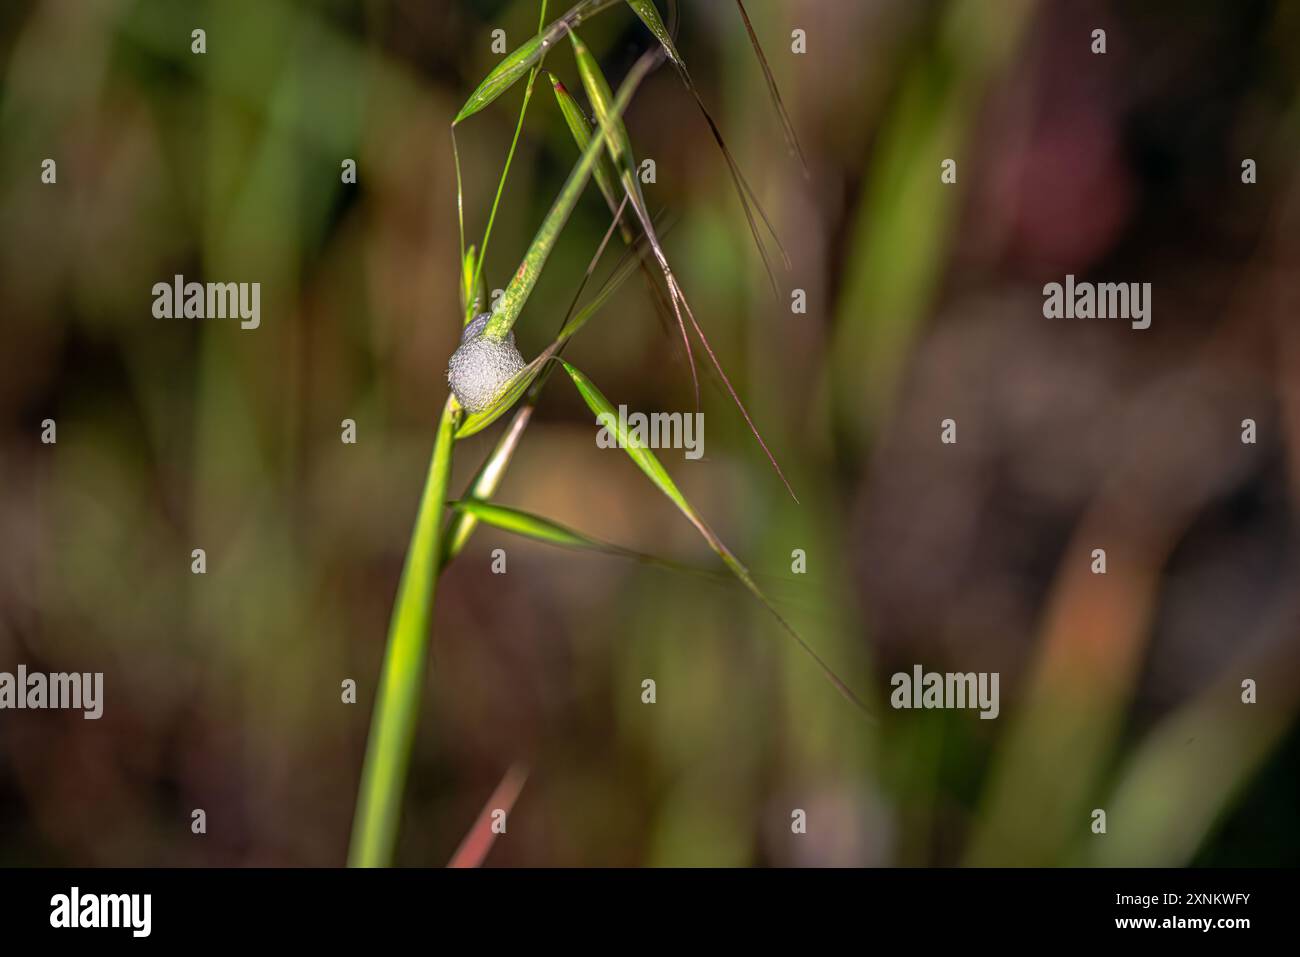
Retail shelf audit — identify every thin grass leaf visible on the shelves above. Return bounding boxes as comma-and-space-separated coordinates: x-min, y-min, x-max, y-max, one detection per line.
570, 31, 798, 501
481, 48, 660, 341
557, 359, 870, 719
571, 29, 699, 406
452, 0, 620, 125
551, 72, 681, 339
455, 34, 544, 126
550, 74, 624, 230
452, 127, 468, 285
449, 499, 737, 583
450, 498, 603, 549
561, 358, 691, 517
461, 243, 480, 320
444, 439, 810, 604
622, 0, 789, 296
733, 0, 809, 178
570, 34, 637, 176
624, 0, 683, 66
447, 764, 529, 868
349, 395, 460, 867
469, 0, 553, 317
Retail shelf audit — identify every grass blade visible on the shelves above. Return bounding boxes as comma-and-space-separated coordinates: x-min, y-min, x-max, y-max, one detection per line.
454, 34, 544, 126
557, 359, 870, 719
624, 0, 683, 65
450, 498, 608, 549
452, 0, 620, 125
570, 30, 797, 500
349, 395, 460, 867
449, 498, 737, 583
562, 358, 691, 517
550, 72, 681, 338
482, 48, 660, 342
569, 30, 696, 397
452, 127, 468, 287
550, 74, 624, 229
570, 33, 638, 179
469, 1, 553, 318
461, 243, 482, 320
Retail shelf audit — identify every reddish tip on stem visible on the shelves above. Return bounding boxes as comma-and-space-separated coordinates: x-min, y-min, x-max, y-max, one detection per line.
447, 764, 529, 868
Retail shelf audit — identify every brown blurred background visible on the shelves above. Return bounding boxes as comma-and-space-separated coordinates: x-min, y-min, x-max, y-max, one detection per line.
1, 0, 1298, 866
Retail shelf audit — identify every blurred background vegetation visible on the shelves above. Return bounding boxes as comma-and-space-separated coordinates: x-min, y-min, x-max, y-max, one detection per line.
1, 0, 1298, 866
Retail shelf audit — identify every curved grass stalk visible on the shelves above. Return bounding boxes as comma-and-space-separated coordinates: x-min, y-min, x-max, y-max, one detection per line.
348, 395, 460, 867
